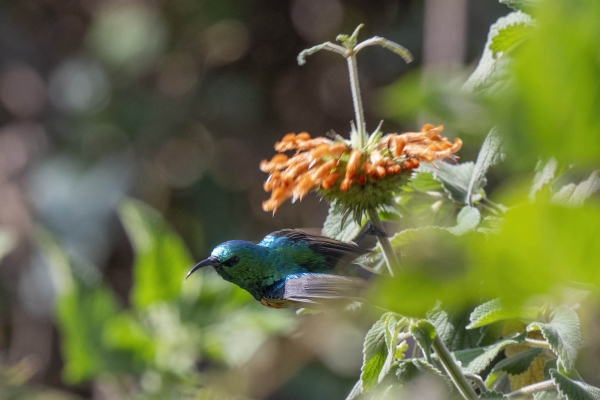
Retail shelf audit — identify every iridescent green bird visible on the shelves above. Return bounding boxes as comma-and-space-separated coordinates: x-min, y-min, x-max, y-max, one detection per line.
186, 229, 371, 309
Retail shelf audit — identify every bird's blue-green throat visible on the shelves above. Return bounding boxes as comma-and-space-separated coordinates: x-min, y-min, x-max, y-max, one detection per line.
186, 229, 370, 309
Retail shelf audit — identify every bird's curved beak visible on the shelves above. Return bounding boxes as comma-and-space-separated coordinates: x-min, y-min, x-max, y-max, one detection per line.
186, 256, 220, 280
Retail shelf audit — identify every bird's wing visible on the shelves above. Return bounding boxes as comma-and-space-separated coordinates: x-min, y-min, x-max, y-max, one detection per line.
261, 273, 367, 309
262, 229, 370, 270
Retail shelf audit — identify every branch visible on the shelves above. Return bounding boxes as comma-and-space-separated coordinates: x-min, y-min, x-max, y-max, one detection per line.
507, 380, 556, 399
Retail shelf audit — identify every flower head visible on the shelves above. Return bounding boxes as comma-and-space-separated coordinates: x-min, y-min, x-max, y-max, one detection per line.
261, 124, 462, 216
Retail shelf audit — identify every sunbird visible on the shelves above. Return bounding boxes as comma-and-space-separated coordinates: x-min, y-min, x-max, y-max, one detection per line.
186, 228, 377, 309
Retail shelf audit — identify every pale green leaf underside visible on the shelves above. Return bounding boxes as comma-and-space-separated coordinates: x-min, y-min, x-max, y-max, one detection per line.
452, 333, 526, 374
551, 171, 600, 208
322, 202, 362, 242
551, 369, 600, 400
467, 128, 504, 206
468, 298, 539, 329
527, 306, 583, 372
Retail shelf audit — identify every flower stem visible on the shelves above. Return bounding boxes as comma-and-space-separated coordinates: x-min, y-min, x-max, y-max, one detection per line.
366, 208, 398, 276
346, 53, 367, 149
506, 380, 555, 399
431, 335, 479, 400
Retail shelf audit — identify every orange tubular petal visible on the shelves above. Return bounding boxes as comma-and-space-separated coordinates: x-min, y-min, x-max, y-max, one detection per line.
311, 159, 337, 182
296, 132, 311, 141
328, 142, 350, 155
376, 165, 387, 179
346, 150, 362, 180
282, 133, 296, 142
340, 177, 352, 191
322, 172, 340, 189
311, 143, 333, 160
392, 136, 406, 158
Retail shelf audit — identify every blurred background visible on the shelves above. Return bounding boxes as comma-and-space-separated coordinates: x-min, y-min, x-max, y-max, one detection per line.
0, 0, 518, 399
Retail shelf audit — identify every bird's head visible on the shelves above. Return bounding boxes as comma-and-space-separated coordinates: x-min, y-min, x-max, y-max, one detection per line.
186, 240, 263, 281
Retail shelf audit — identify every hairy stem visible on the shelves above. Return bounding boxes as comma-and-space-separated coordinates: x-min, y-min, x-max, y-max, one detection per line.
506, 380, 555, 398
366, 208, 398, 276
523, 338, 551, 349
346, 54, 367, 149
431, 336, 479, 400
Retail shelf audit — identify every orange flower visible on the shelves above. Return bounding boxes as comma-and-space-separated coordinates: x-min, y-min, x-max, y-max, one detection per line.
261, 125, 461, 213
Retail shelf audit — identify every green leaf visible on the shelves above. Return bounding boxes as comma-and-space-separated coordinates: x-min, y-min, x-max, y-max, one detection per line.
551, 171, 600, 208
467, 128, 504, 206
533, 390, 560, 400
427, 303, 481, 352
468, 299, 540, 329
551, 369, 600, 400
56, 283, 121, 383
500, 0, 540, 13
447, 206, 481, 235
409, 320, 437, 365
463, 11, 533, 96
418, 162, 475, 204
529, 158, 558, 201
322, 202, 362, 242
492, 347, 543, 375
490, 23, 534, 58
527, 306, 583, 372
396, 359, 449, 388
452, 332, 526, 374
118, 198, 193, 308
361, 312, 403, 392
102, 312, 155, 363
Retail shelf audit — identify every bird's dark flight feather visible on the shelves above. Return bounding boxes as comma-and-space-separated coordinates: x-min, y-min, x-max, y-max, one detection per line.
261, 273, 367, 309
266, 229, 369, 270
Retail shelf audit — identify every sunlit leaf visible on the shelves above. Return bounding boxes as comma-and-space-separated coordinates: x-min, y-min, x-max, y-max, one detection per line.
361, 312, 400, 392
427, 303, 481, 352
468, 299, 540, 329
490, 23, 534, 58
467, 128, 504, 206
551, 171, 600, 208
409, 320, 437, 365
529, 158, 558, 201
322, 202, 362, 242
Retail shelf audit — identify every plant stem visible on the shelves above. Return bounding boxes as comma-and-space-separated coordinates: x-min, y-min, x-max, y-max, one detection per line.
346, 53, 367, 149
523, 338, 551, 349
366, 208, 398, 276
431, 336, 479, 400
506, 380, 555, 399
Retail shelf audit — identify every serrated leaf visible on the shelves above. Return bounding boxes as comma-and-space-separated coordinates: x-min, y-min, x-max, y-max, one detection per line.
361, 313, 403, 392
463, 12, 533, 96
533, 390, 560, 400
551, 369, 600, 400
551, 171, 600, 208
427, 303, 482, 352
490, 23, 534, 57
467, 128, 504, 206
468, 299, 540, 329
493, 347, 543, 375
529, 158, 558, 201
452, 332, 526, 374
409, 320, 437, 365
322, 202, 362, 242
418, 162, 475, 204
447, 207, 481, 235
480, 391, 507, 399
396, 360, 419, 383
118, 199, 193, 308
527, 306, 583, 372
500, 0, 540, 13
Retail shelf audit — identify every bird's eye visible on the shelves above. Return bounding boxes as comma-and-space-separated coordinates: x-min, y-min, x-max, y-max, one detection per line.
222, 256, 240, 267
